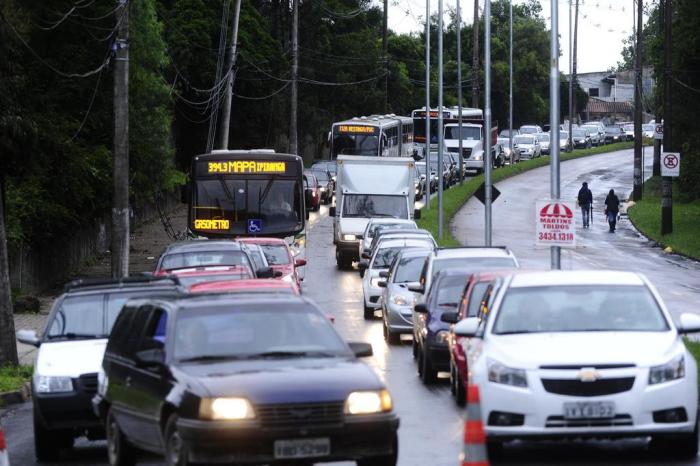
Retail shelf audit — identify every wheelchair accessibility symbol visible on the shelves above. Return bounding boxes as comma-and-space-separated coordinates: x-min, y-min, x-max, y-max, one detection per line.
247, 219, 262, 233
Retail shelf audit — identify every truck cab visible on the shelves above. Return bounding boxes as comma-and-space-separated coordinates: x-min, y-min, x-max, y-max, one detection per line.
443, 123, 498, 174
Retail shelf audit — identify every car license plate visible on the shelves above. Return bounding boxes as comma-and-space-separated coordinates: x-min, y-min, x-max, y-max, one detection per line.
274, 438, 330, 459
564, 402, 615, 419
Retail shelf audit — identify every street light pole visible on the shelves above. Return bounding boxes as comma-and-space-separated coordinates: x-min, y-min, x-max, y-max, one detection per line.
457, 0, 464, 185
661, 0, 673, 235
633, 0, 643, 200
508, 0, 513, 164
484, 0, 492, 246
425, 0, 431, 210
438, 0, 444, 239
550, 0, 561, 269
568, 0, 573, 153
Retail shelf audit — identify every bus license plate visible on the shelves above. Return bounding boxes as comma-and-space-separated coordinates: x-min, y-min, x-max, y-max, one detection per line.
564, 402, 615, 419
274, 438, 331, 459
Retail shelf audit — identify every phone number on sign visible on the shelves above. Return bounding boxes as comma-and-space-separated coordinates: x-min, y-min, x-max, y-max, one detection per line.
539, 232, 574, 242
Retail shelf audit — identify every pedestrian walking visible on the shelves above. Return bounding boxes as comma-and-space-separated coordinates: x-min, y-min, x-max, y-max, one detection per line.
604, 189, 621, 233
577, 182, 593, 228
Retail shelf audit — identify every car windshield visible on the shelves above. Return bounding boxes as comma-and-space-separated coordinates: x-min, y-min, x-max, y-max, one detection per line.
492, 285, 669, 335
342, 194, 408, 218
372, 246, 402, 269
514, 136, 534, 145
573, 130, 587, 137
605, 127, 621, 133
444, 126, 481, 140
642, 124, 654, 131
520, 127, 538, 134
624, 124, 634, 131
260, 244, 291, 265
435, 274, 470, 307
393, 254, 429, 283
432, 257, 517, 278
536, 134, 549, 142
467, 282, 491, 317
161, 250, 251, 271
311, 170, 329, 182
175, 306, 351, 361
560, 131, 569, 140
177, 272, 252, 287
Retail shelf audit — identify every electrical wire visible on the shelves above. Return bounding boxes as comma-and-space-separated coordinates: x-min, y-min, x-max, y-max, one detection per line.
234, 81, 291, 100
674, 78, 700, 95
37, 0, 97, 30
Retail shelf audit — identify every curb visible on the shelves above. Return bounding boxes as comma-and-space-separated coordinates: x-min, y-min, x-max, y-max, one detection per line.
0, 382, 31, 407
626, 206, 700, 265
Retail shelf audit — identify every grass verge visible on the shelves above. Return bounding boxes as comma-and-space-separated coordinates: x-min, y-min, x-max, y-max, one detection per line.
417, 141, 635, 246
627, 177, 700, 261
0, 364, 32, 393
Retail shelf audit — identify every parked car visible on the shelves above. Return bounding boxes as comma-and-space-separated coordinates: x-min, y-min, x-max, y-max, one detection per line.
498, 129, 520, 138
310, 169, 334, 204
154, 240, 265, 277
513, 135, 541, 159
379, 248, 433, 344
581, 125, 602, 146
559, 131, 571, 152
583, 121, 607, 143
454, 270, 700, 459
519, 125, 542, 135
623, 123, 635, 141
642, 123, 655, 139
604, 126, 625, 144
535, 133, 550, 155
572, 129, 593, 149
303, 172, 321, 211
94, 294, 399, 466
496, 137, 520, 163
237, 237, 306, 292
415, 161, 438, 193
359, 219, 417, 261
15, 276, 181, 461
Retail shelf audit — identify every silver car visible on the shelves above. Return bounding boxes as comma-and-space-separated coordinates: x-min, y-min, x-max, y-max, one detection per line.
359, 219, 417, 262
513, 134, 541, 159
379, 248, 433, 344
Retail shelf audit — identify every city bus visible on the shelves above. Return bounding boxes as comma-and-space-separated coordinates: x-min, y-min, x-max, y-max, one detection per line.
329, 114, 414, 159
412, 106, 484, 157
186, 150, 307, 273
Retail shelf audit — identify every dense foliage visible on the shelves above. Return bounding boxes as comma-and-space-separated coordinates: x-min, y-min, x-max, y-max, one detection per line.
1, 0, 585, 252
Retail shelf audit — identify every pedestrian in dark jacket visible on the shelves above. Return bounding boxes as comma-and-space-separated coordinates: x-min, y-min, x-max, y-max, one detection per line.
604, 189, 620, 232
577, 182, 593, 228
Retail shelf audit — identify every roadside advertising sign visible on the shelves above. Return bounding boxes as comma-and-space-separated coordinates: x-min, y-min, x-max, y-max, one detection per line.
661, 152, 680, 177
536, 200, 576, 247
654, 124, 664, 140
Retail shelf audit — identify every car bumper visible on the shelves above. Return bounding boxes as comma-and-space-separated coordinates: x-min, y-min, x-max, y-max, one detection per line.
177, 413, 399, 464
384, 302, 414, 333
35, 390, 102, 431
519, 152, 534, 159
363, 283, 382, 309
337, 240, 359, 260
464, 160, 484, 170
475, 372, 698, 440
426, 342, 450, 371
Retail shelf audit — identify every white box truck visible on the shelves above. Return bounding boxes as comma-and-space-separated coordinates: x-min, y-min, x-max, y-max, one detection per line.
330, 155, 419, 269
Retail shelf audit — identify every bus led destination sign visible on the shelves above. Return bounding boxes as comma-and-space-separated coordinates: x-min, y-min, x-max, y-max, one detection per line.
194, 219, 230, 230
207, 161, 287, 174
337, 125, 377, 134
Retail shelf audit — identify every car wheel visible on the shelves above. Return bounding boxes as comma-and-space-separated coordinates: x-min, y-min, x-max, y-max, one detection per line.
33, 410, 69, 462
165, 414, 191, 466
412, 338, 418, 360
650, 416, 699, 459
486, 439, 504, 460
106, 408, 136, 466
356, 433, 398, 466
385, 321, 400, 345
419, 344, 437, 384
454, 371, 466, 407
363, 304, 374, 320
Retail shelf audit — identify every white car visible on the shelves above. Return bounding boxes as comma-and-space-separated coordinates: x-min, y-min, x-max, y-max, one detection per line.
455, 270, 700, 458
513, 135, 541, 159
360, 237, 436, 320
359, 218, 417, 261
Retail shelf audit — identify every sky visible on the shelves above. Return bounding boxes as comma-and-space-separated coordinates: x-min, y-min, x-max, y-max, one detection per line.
382, 0, 649, 74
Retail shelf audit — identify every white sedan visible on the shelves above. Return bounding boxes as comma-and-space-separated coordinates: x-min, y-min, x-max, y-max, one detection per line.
455, 270, 700, 459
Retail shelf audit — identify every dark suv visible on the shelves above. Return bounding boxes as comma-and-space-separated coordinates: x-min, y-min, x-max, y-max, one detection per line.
95, 294, 399, 466
15, 276, 181, 461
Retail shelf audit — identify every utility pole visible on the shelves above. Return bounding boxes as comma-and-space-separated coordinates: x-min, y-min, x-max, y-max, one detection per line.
425, 0, 431, 209
471, 0, 479, 107
383, 0, 389, 112
571, 0, 579, 128
567, 0, 573, 152
632, 0, 643, 200
217, 0, 243, 150
661, 0, 672, 234
290, 0, 299, 155
484, 0, 492, 246
550, 0, 561, 269
457, 0, 464, 184
508, 0, 513, 163
112, 0, 129, 278
438, 0, 444, 239
0, 177, 19, 366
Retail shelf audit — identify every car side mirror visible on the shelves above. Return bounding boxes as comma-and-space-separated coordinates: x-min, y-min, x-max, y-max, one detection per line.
135, 348, 165, 367
414, 303, 428, 314
441, 311, 459, 324
677, 313, 700, 334
378, 271, 389, 278
348, 342, 373, 358
256, 267, 275, 278
414, 209, 421, 220
329, 206, 336, 217
16, 329, 40, 347
378, 280, 387, 288
454, 317, 481, 338
294, 258, 307, 267
357, 260, 369, 270
408, 284, 425, 294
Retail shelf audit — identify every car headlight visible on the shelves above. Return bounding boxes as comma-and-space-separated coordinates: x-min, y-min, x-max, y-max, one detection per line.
487, 359, 528, 387
473, 153, 483, 161
391, 294, 413, 306
34, 375, 74, 393
343, 234, 356, 241
344, 390, 393, 415
435, 330, 450, 344
281, 274, 294, 283
649, 355, 685, 385
320, 187, 326, 192
199, 397, 256, 420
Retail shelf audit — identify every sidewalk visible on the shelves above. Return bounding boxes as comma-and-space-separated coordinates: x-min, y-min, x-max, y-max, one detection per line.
13, 205, 187, 365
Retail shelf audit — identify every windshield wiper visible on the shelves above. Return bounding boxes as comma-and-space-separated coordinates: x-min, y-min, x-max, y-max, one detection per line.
47, 332, 106, 340
438, 302, 460, 307
178, 354, 251, 363
250, 350, 337, 359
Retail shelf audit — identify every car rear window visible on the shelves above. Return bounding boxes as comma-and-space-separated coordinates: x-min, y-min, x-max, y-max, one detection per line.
160, 250, 250, 271
432, 257, 517, 277
260, 244, 292, 265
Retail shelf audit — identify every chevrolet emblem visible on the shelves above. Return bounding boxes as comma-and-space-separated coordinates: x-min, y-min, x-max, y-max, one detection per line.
577, 367, 600, 383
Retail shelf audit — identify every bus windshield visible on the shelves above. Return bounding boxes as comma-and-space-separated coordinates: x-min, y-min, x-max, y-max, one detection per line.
444, 126, 481, 140
332, 128, 379, 157
413, 118, 441, 143
192, 178, 303, 236
342, 194, 408, 219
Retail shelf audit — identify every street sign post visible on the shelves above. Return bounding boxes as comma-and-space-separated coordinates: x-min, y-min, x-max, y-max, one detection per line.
661, 152, 680, 177
654, 124, 664, 140
536, 200, 576, 248
474, 182, 500, 205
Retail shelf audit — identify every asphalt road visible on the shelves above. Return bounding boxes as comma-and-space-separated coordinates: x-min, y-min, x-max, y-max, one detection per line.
4, 148, 700, 465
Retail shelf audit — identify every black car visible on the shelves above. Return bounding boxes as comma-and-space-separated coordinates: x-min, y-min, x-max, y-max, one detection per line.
604, 126, 624, 144
15, 276, 182, 461
572, 129, 592, 149
94, 294, 399, 466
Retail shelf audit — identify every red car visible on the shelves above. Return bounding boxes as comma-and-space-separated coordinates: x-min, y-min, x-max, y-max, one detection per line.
188, 278, 300, 295
443, 271, 512, 406
303, 172, 321, 212
236, 237, 306, 293
162, 265, 255, 287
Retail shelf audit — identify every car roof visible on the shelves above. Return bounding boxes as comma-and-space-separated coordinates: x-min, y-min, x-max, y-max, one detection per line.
509, 270, 645, 288
188, 279, 297, 294
236, 237, 287, 246
163, 240, 243, 253
62, 276, 181, 294
376, 228, 429, 237
379, 238, 435, 248
434, 247, 514, 259
171, 292, 312, 310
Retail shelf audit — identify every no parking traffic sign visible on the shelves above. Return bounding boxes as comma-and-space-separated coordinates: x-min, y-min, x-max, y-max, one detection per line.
654, 124, 664, 140
661, 152, 680, 177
